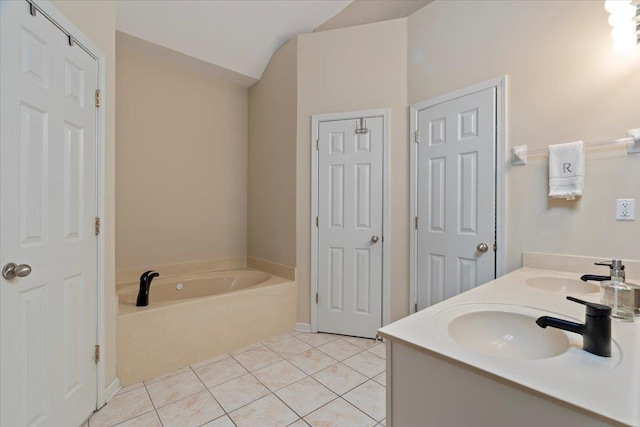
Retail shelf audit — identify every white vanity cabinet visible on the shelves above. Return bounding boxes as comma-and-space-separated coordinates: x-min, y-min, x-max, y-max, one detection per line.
379, 254, 640, 427
384, 339, 615, 427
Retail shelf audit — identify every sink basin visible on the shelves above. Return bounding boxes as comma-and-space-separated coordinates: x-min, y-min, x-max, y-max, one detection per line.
431, 304, 573, 360
526, 277, 599, 294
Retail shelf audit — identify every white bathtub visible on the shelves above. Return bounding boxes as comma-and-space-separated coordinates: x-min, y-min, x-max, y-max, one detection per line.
116, 268, 296, 385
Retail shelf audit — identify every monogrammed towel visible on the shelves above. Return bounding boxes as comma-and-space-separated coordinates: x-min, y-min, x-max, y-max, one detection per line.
549, 140, 584, 200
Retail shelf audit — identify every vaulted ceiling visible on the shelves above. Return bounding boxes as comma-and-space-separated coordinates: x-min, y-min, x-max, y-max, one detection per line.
116, 0, 353, 81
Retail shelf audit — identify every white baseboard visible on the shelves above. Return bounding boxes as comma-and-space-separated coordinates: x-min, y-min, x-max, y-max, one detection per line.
104, 378, 121, 402
295, 322, 311, 333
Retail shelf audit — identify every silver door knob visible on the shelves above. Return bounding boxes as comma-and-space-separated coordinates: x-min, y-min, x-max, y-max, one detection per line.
476, 243, 489, 253
371, 235, 380, 244
2, 263, 32, 280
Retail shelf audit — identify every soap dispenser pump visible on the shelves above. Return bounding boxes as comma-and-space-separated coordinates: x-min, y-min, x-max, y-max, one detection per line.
595, 260, 634, 322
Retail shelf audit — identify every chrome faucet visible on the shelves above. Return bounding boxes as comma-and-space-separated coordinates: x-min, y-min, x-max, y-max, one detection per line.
536, 296, 612, 357
136, 270, 159, 307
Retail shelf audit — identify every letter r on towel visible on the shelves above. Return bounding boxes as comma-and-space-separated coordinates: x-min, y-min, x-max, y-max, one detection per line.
563, 163, 572, 173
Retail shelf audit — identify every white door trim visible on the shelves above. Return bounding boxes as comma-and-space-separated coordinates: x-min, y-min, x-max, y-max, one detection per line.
27, 0, 110, 408
409, 76, 507, 314
311, 108, 391, 335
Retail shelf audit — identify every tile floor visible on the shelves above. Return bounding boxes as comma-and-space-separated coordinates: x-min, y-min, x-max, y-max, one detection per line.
89, 332, 387, 427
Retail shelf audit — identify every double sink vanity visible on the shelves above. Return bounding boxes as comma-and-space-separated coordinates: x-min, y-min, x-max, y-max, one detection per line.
379, 253, 640, 427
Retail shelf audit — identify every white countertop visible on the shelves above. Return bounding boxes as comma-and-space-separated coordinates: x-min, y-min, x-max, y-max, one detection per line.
378, 267, 640, 426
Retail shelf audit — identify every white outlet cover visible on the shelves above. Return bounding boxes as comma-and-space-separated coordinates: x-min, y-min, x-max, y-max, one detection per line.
616, 199, 635, 221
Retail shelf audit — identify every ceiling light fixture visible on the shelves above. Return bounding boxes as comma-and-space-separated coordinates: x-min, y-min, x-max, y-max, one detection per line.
605, 0, 640, 52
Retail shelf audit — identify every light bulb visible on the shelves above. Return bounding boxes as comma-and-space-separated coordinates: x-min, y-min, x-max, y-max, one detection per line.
611, 21, 637, 40
605, 0, 632, 13
613, 34, 638, 52
608, 4, 637, 27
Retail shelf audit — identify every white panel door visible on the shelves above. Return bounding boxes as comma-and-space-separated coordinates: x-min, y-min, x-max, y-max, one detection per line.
317, 117, 383, 338
416, 88, 496, 310
1, 1, 98, 425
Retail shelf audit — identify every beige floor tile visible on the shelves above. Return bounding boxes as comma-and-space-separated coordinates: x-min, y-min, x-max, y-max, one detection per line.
201, 415, 236, 427
253, 360, 307, 391
276, 377, 337, 417
89, 387, 154, 427
312, 363, 368, 395
288, 348, 338, 375
267, 336, 313, 358
341, 337, 379, 350
194, 357, 248, 388
234, 345, 283, 371
229, 394, 298, 427
114, 411, 161, 427
116, 382, 144, 395
317, 339, 363, 361
262, 333, 295, 346
146, 370, 206, 408
191, 353, 230, 370
144, 366, 191, 385
230, 342, 265, 356
210, 374, 270, 412
372, 371, 386, 386
343, 380, 386, 422
367, 343, 386, 359
343, 351, 385, 378
296, 333, 341, 347
288, 420, 310, 426
304, 398, 376, 427
157, 390, 224, 427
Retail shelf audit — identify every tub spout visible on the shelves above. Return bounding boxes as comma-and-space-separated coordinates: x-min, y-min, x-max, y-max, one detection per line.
136, 271, 159, 307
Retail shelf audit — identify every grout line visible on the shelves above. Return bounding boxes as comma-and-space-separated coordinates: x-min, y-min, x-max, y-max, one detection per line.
142, 382, 164, 427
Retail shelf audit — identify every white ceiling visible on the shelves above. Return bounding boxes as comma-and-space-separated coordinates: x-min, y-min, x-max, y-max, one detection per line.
116, 0, 353, 81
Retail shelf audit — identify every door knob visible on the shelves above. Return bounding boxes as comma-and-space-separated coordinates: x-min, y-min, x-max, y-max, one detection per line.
476, 243, 489, 253
371, 235, 380, 244
2, 263, 32, 280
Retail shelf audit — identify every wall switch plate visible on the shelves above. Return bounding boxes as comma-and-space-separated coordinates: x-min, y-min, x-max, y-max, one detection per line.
616, 199, 635, 221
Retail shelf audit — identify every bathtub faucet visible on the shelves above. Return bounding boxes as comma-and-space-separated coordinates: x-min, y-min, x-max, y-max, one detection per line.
136, 270, 160, 307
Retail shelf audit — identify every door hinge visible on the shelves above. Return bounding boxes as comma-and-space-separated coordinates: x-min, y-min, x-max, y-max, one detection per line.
415, 216, 419, 230
316, 216, 319, 227
316, 292, 319, 304
94, 345, 100, 364
493, 242, 497, 252
316, 139, 319, 150
95, 90, 101, 107
29, 2, 37, 16
415, 130, 420, 143
415, 303, 418, 313
94, 217, 101, 235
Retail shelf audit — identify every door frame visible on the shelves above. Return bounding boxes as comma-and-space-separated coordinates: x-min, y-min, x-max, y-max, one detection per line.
310, 108, 391, 335
2, 0, 109, 408
409, 76, 508, 314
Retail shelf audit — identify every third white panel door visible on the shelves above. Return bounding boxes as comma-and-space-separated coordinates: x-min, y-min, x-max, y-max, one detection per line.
317, 117, 383, 338
416, 88, 496, 310
1, 2, 98, 425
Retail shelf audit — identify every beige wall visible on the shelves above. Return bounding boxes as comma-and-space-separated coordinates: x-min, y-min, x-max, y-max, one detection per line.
408, 1, 640, 273
248, 40, 298, 267
115, 43, 248, 271
296, 19, 409, 323
50, 0, 117, 389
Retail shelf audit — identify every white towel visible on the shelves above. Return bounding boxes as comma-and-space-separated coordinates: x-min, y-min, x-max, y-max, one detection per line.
548, 140, 585, 200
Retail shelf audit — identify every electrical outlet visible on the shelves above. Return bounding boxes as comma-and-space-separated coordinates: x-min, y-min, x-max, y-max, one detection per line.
616, 199, 635, 221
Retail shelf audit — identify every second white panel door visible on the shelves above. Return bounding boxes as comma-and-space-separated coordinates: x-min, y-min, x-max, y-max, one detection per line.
416, 87, 496, 310
317, 117, 383, 338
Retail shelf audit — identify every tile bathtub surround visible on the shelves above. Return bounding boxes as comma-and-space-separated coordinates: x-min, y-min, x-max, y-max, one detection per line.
91, 332, 386, 427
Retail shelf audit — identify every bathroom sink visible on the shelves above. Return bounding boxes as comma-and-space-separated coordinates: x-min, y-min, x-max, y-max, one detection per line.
431, 304, 573, 360
526, 277, 599, 294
